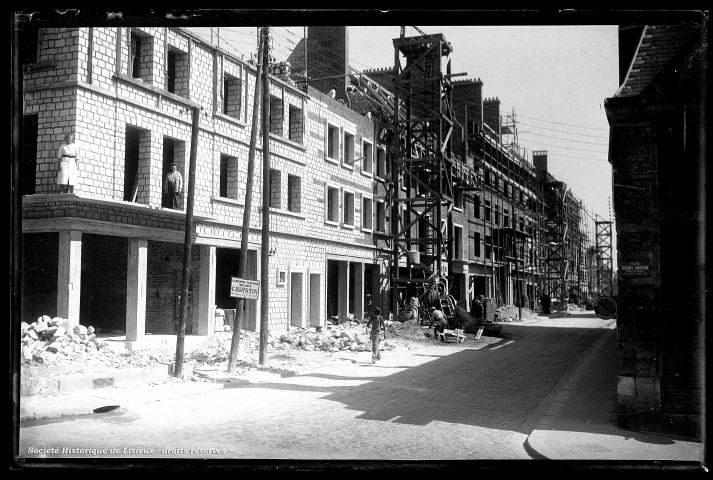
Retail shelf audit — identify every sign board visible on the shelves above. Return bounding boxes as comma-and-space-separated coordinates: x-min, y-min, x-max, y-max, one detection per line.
594, 296, 617, 320
620, 261, 650, 276
230, 277, 260, 300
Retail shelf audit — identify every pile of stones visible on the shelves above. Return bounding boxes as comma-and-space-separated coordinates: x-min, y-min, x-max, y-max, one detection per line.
20, 315, 169, 369
270, 327, 395, 353
20, 315, 110, 364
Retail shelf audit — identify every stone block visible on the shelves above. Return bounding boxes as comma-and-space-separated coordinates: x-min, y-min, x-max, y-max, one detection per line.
73, 324, 88, 336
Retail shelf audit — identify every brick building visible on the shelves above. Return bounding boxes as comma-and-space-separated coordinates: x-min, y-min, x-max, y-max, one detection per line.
16, 23, 598, 347
605, 22, 707, 439
18, 25, 385, 342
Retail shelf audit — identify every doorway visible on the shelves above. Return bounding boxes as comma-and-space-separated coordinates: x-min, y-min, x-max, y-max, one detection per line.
290, 271, 304, 328
309, 273, 323, 328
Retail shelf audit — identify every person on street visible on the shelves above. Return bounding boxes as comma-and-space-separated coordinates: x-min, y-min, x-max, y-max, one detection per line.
163, 162, 183, 209
430, 306, 447, 338
470, 295, 484, 321
365, 307, 386, 363
56, 133, 79, 194
540, 293, 551, 314
397, 296, 420, 323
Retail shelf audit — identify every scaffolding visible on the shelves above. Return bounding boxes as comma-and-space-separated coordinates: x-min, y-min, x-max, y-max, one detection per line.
388, 33, 456, 314
541, 170, 569, 305
596, 220, 614, 297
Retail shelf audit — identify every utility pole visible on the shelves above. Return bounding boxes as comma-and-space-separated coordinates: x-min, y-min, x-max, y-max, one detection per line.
174, 105, 199, 378
227, 29, 264, 373
259, 27, 271, 365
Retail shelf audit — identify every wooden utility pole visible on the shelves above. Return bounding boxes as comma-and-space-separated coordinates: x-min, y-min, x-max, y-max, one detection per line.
174, 105, 200, 378
227, 31, 264, 373
259, 27, 271, 366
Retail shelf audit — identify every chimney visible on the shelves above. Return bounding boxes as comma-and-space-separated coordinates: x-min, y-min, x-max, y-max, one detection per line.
305, 26, 349, 100
452, 78, 483, 136
533, 150, 548, 177
483, 97, 500, 138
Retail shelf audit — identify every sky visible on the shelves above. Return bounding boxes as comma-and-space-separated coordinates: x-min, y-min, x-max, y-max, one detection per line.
188, 24, 619, 224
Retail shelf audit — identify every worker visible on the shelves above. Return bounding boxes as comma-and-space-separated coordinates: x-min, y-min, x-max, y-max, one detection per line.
163, 162, 183, 209
430, 306, 447, 338
365, 307, 386, 363
471, 295, 484, 321
398, 296, 420, 323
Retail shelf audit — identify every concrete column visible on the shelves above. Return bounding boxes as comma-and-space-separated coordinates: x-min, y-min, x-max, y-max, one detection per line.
338, 261, 348, 323
57, 230, 82, 325
126, 238, 148, 342
196, 245, 216, 336
353, 262, 364, 321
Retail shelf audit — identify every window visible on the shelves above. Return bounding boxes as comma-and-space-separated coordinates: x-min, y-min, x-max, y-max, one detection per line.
288, 174, 301, 213
343, 131, 354, 167
326, 124, 339, 162
223, 73, 242, 120
527, 219, 533, 236
376, 201, 386, 233
166, 47, 189, 97
269, 95, 283, 136
343, 190, 355, 227
453, 225, 463, 260
269, 169, 281, 208
484, 170, 491, 187
129, 31, 153, 82
519, 216, 525, 232
473, 232, 481, 258
219, 154, 238, 199
361, 140, 373, 175
504, 208, 509, 228
376, 148, 387, 178
362, 196, 373, 231
288, 105, 303, 144
503, 182, 509, 198
485, 235, 492, 260
485, 200, 491, 222
326, 186, 340, 223
454, 189, 464, 210
19, 26, 39, 64
494, 205, 500, 226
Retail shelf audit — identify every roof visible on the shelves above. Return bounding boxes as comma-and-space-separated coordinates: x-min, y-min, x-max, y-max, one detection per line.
616, 24, 700, 98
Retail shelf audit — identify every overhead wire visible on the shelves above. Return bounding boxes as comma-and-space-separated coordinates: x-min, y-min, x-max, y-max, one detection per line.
212, 27, 612, 163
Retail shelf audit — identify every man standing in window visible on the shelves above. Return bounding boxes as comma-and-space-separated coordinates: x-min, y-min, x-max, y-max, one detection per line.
163, 162, 183, 209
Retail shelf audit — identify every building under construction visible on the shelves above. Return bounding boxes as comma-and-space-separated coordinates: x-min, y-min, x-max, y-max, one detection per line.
15, 23, 605, 346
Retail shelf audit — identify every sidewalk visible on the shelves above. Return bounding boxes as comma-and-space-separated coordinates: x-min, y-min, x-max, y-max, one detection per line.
524, 326, 705, 464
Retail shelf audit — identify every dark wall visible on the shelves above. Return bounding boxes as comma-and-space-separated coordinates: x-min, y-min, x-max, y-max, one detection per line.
21, 233, 59, 322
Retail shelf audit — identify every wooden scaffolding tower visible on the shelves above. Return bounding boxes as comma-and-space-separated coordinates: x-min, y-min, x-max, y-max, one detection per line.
389, 32, 458, 314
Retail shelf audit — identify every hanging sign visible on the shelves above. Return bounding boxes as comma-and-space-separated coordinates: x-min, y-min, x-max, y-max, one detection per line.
230, 277, 260, 300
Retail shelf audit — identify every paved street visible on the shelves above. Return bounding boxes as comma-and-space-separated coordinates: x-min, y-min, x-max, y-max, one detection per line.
19, 315, 615, 461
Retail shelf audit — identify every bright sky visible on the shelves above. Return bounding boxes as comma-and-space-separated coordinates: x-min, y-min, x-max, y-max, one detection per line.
189, 25, 619, 223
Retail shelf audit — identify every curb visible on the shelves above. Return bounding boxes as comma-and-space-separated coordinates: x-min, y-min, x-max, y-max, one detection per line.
19, 364, 173, 422
56, 364, 171, 393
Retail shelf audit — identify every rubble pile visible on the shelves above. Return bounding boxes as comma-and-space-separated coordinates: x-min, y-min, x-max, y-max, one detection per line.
20, 315, 111, 365
271, 326, 396, 353
386, 320, 432, 342
20, 315, 169, 369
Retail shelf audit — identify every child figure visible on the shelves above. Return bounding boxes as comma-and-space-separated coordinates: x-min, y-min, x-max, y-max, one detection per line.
365, 307, 386, 363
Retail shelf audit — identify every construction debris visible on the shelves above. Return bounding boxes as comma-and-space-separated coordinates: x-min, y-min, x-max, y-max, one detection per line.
21, 315, 109, 365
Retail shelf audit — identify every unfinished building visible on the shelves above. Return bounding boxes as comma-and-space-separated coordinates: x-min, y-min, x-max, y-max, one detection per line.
16, 23, 600, 346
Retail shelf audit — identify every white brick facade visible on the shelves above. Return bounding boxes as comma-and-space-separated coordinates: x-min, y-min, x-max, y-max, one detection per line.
21, 26, 386, 337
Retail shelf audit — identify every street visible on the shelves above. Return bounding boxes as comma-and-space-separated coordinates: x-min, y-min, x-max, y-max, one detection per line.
19, 314, 616, 461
